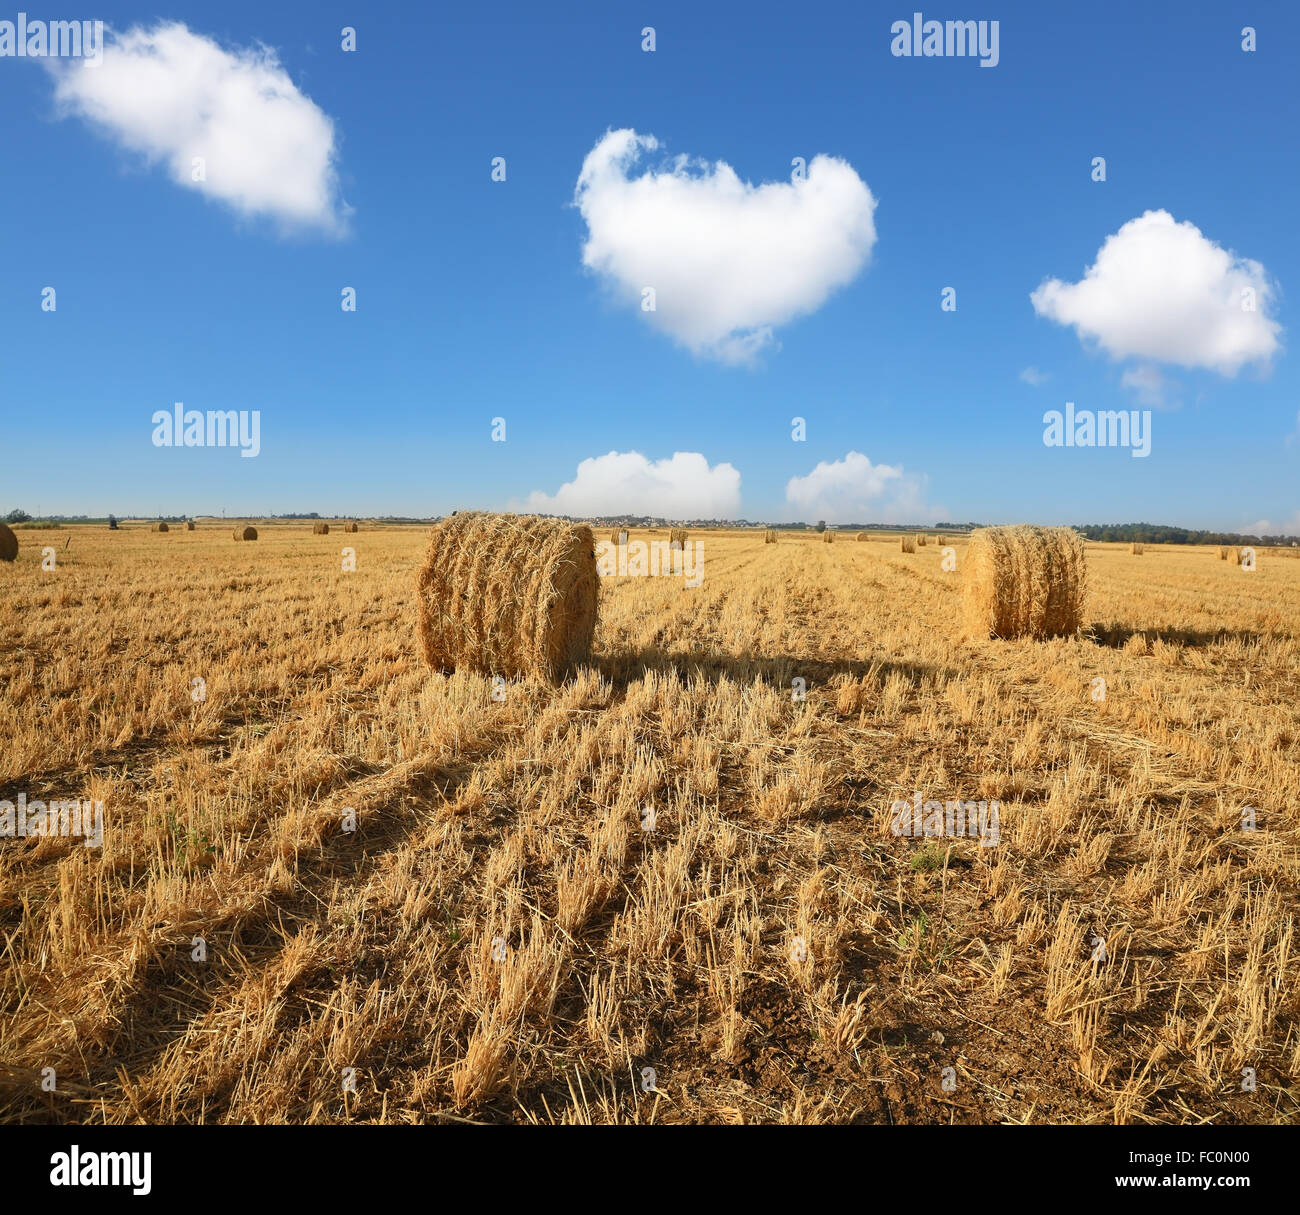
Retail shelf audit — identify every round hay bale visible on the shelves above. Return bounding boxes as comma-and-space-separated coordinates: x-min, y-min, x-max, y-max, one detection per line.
610, 529, 628, 546
916, 534, 927, 547
764, 529, 777, 543
1130, 542, 1144, 555
186, 520, 195, 531
233, 525, 257, 542
344, 521, 359, 533
313, 521, 330, 535
899, 536, 916, 553
934, 535, 945, 545
823, 529, 834, 543
0, 522, 17, 563
1230, 546, 1242, 565
856, 532, 870, 542
415, 511, 598, 680
669, 528, 688, 549
152, 521, 169, 533
962, 524, 1086, 640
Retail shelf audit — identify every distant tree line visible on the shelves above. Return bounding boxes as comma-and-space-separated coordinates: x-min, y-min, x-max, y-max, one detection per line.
1076, 522, 1298, 546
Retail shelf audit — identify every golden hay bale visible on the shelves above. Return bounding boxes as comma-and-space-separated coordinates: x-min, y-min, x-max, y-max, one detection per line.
962, 525, 1086, 640
856, 532, 870, 542
0, 522, 17, 563
313, 521, 330, 535
610, 529, 629, 546
151, 522, 169, 533
899, 536, 916, 553
415, 511, 598, 680
916, 534, 927, 547
233, 525, 257, 541
934, 535, 945, 545
823, 529, 834, 543
1217, 546, 1229, 560
344, 521, 359, 533
669, 528, 688, 548
186, 521, 195, 531
764, 529, 777, 543
1229, 547, 1241, 565
1130, 542, 1144, 555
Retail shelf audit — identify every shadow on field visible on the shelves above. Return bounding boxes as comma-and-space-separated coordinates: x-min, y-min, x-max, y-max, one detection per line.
595, 646, 951, 690
1089, 624, 1273, 649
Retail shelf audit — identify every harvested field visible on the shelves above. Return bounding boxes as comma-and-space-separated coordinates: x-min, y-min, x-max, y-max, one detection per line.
1, 526, 1297, 1126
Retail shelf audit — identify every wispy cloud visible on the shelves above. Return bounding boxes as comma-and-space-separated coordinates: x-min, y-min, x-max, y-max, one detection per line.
1019, 366, 1049, 387
1120, 364, 1176, 409
48, 22, 349, 235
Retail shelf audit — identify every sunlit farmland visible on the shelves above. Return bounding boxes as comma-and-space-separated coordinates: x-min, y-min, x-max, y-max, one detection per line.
1, 523, 1297, 1123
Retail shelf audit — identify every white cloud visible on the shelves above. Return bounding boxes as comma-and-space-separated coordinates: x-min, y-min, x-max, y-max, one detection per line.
524, 451, 741, 517
1256, 511, 1300, 537
574, 129, 877, 364
1019, 366, 1049, 387
1120, 364, 1174, 408
1031, 210, 1281, 375
48, 22, 347, 234
785, 451, 942, 524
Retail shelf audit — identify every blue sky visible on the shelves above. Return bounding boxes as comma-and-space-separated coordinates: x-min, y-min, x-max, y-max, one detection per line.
2, 0, 1297, 530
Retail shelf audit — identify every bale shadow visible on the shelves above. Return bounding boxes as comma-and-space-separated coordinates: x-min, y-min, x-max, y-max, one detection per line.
1089, 624, 1273, 650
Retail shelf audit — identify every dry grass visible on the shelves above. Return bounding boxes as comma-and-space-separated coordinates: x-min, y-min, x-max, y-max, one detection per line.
963, 524, 1086, 640
415, 511, 598, 680
1, 526, 1297, 1126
